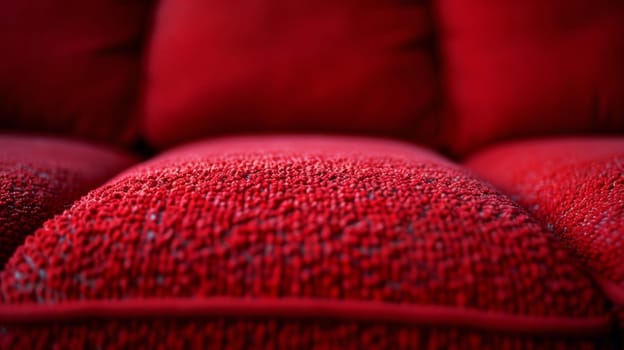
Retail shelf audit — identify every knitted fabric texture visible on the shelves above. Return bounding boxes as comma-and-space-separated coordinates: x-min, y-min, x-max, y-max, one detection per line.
0, 135, 135, 268
467, 137, 624, 327
0, 136, 615, 348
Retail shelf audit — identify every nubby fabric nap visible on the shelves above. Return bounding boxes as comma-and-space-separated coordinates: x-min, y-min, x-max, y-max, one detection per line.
1, 136, 614, 349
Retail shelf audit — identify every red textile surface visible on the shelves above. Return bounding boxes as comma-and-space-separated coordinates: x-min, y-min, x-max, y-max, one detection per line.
1, 136, 614, 348
437, 0, 624, 154
0, 135, 135, 268
0, 0, 152, 144
2, 318, 614, 349
142, 0, 441, 149
466, 138, 624, 326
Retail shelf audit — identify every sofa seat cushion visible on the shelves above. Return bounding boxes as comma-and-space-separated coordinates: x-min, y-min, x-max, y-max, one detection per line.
467, 137, 624, 327
143, 0, 441, 149
0, 135, 135, 268
0, 136, 614, 348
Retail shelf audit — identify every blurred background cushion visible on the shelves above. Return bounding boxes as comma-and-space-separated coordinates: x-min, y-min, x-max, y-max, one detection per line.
142, 0, 442, 149
0, 136, 613, 348
0, 0, 153, 144
0, 134, 136, 268
437, 0, 624, 154
466, 137, 624, 326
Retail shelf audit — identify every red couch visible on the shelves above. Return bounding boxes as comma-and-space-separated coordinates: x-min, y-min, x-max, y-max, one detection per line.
1, 0, 623, 348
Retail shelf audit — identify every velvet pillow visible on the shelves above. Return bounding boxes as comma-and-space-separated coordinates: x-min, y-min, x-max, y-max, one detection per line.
1, 136, 614, 348
143, 0, 441, 149
466, 137, 624, 328
0, 135, 135, 268
437, 0, 624, 154
0, 0, 152, 144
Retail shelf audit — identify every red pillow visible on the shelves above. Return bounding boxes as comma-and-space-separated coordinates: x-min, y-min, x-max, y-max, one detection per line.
0, 0, 152, 144
0, 134, 135, 268
1, 136, 613, 348
143, 0, 441, 149
466, 137, 624, 327
437, 0, 624, 154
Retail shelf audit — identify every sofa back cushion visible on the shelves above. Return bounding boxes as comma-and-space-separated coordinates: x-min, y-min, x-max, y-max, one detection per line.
437, 0, 624, 154
0, 0, 152, 144
1, 0, 623, 154
142, 0, 442, 149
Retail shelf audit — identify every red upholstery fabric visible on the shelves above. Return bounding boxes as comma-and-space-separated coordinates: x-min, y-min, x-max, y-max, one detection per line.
466, 138, 624, 326
437, 0, 624, 154
1, 137, 614, 348
0, 135, 135, 268
0, 0, 152, 144
1, 316, 615, 349
142, 1, 441, 149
